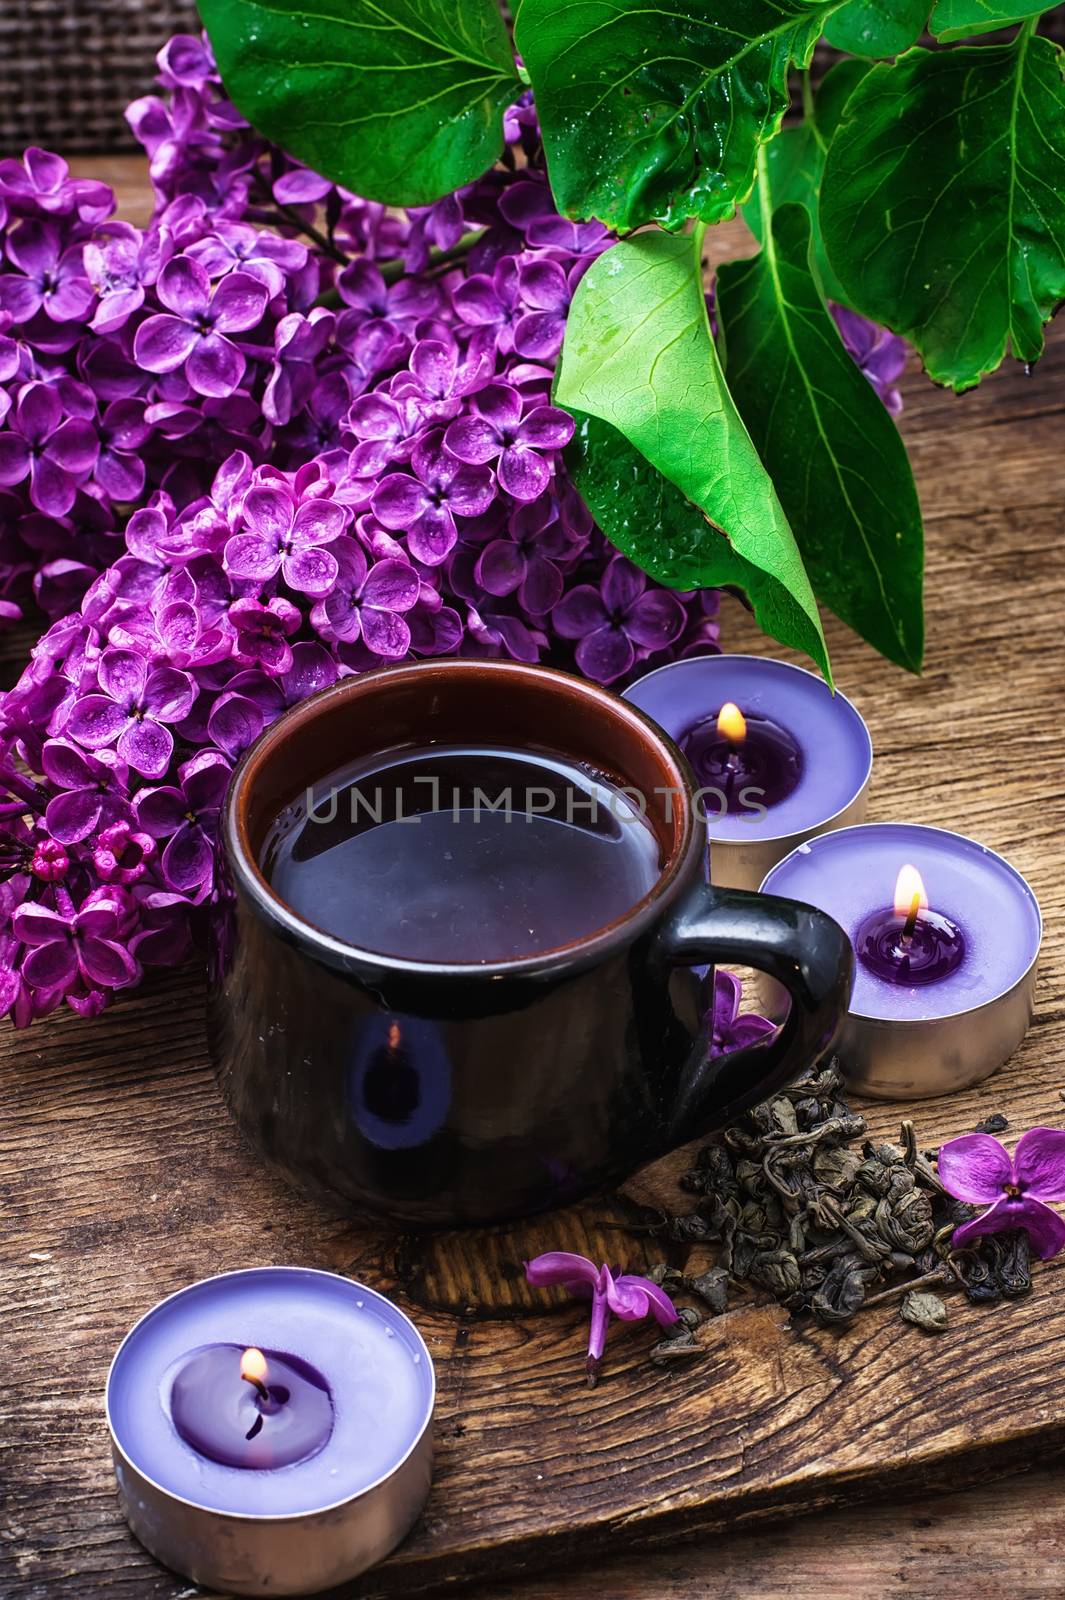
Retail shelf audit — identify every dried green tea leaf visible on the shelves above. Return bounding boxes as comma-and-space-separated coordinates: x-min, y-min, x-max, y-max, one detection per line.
900, 1290, 948, 1331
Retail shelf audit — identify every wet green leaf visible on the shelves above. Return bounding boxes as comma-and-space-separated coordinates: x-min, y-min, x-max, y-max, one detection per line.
814, 57, 875, 140
567, 413, 831, 673
744, 61, 872, 305
197, 0, 519, 205
930, 0, 1047, 40
556, 231, 829, 676
718, 203, 923, 670
823, 0, 928, 57
515, 0, 839, 231
820, 35, 1065, 390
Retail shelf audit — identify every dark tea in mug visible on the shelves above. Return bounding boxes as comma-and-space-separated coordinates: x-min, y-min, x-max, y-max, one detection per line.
260, 744, 663, 962
212, 660, 851, 1224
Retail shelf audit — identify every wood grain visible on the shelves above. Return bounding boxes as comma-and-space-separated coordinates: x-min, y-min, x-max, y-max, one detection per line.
3, 159, 1065, 1600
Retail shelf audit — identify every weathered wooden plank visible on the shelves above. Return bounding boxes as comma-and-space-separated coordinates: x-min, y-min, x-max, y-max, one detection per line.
3, 163, 1065, 1600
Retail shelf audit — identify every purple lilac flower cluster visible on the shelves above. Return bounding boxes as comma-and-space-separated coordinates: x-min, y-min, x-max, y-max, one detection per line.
0, 35, 728, 1023
0, 36, 905, 1026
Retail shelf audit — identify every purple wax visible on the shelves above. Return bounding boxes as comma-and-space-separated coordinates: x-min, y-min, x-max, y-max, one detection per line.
624, 655, 871, 843
107, 1269, 434, 1516
855, 905, 965, 987
761, 824, 1042, 1022
169, 1345, 334, 1469
680, 709, 803, 815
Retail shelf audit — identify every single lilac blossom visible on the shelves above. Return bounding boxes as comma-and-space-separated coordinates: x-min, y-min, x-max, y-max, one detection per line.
474, 494, 569, 614
30, 837, 70, 883
938, 1128, 1065, 1258
453, 257, 522, 351
310, 539, 419, 656
41, 739, 133, 844
403, 191, 466, 273
134, 255, 268, 397
92, 400, 152, 502
552, 555, 687, 684
65, 647, 197, 779
335, 259, 442, 329
155, 32, 217, 90
187, 221, 308, 299
13, 892, 140, 993
0, 147, 113, 221
464, 604, 545, 663
525, 1251, 678, 1385
228, 595, 301, 673
224, 483, 346, 596
346, 392, 427, 476
0, 220, 95, 323
0, 383, 99, 517
395, 332, 496, 417
444, 384, 572, 502
135, 754, 231, 897
334, 313, 409, 399
373, 431, 494, 565
84, 221, 168, 333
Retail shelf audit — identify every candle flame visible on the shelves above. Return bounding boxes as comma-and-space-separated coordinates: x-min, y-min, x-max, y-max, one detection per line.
241, 1347, 268, 1387
893, 863, 928, 920
387, 1021, 401, 1051
716, 701, 747, 742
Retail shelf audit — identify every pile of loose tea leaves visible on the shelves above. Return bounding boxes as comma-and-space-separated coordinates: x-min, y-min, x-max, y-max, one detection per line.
646, 1060, 1032, 1354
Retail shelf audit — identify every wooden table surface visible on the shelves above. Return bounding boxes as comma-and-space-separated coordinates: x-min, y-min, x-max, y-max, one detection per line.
3, 157, 1065, 1599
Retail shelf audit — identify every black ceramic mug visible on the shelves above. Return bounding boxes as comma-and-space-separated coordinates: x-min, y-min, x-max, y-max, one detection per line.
209, 660, 853, 1227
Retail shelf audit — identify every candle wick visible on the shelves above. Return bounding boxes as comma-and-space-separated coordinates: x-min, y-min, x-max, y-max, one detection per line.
243, 1374, 270, 1402
901, 892, 921, 944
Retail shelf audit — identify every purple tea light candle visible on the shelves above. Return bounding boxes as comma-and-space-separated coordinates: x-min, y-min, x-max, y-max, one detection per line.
106, 1268, 434, 1596
761, 823, 1042, 1098
623, 655, 872, 890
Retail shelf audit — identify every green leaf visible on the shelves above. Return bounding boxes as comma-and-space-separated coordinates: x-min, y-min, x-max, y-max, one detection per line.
745, 121, 852, 301
814, 57, 875, 140
744, 61, 872, 304
717, 202, 924, 670
820, 34, 1065, 391
930, 0, 1047, 40
555, 231, 829, 677
823, 0, 928, 57
514, 0, 839, 231
567, 413, 832, 673
196, 0, 519, 206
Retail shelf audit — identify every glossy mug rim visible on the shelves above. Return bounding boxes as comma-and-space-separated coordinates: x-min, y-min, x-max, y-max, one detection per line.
623, 653, 874, 845
223, 658, 705, 981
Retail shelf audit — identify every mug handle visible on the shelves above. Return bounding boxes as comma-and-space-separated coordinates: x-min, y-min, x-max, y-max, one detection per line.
651, 882, 854, 1148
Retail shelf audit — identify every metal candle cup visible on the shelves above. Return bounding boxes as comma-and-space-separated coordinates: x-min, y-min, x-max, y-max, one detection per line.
760, 824, 1042, 1099
105, 1268, 434, 1597
623, 655, 872, 890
